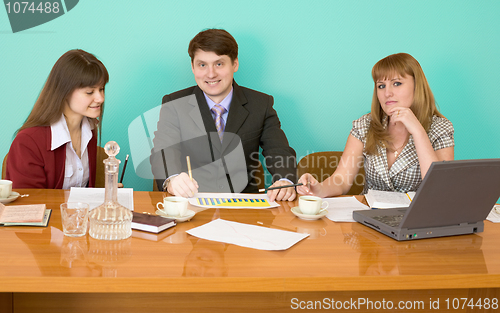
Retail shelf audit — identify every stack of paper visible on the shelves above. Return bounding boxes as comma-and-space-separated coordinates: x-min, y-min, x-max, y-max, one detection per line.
365, 190, 416, 209
487, 205, 500, 223
323, 196, 369, 222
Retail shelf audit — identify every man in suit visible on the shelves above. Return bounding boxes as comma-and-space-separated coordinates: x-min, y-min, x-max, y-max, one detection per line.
151, 29, 296, 202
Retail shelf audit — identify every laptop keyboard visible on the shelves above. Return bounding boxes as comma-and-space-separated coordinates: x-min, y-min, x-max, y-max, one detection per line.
373, 214, 404, 227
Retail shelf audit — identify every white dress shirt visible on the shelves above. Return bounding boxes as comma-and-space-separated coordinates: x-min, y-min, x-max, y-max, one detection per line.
51, 115, 92, 189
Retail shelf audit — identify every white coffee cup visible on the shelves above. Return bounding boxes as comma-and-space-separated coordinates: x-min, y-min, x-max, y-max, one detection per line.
157, 197, 188, 217
298, 196, 329, 215
0, 180, 13, 199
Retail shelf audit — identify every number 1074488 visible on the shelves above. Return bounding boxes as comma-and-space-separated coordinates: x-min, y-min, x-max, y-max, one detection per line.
5, 2, 60, 14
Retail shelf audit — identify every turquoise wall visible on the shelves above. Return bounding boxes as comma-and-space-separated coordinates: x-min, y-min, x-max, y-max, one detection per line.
1, 0, 499, 191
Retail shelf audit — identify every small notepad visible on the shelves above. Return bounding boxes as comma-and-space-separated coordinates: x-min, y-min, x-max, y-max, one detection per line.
0, 203, 50, 226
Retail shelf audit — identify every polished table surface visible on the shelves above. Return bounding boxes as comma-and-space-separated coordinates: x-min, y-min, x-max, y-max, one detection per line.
1, 189, 500, 312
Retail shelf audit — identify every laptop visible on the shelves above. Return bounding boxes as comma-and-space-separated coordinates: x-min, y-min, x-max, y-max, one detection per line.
353, 159, 500, 241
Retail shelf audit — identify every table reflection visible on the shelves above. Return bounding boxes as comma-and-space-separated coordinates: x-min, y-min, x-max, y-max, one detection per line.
289, 217, 327, 240
15, 227, 131, 277
182, 238, 228, 277
87, 237, 132, 277
342, 223, 487, 276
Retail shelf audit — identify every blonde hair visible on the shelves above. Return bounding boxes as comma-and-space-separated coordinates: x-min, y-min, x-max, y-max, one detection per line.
365, 53, 444, 155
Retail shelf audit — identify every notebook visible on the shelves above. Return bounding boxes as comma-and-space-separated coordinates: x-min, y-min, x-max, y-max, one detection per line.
131, 212, 176, 233
353, 159, 500, 241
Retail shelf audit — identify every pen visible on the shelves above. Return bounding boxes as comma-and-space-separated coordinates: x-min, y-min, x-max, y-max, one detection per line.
259, 183, 303, 192
186, 156, 193, 181
119, 154, 129, 184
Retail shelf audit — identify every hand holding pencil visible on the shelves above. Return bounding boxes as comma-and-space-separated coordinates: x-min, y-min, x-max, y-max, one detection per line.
164, 156, 198, 198
167, 173, 199, 198
265, 180, 297, 202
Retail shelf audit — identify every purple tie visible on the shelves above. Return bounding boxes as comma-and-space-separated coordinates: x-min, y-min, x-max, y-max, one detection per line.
211, 104, 226, 142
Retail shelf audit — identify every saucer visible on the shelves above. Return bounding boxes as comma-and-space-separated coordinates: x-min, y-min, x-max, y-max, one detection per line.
0, 192, 20, 204
156, 209, 196, 222
291, 206, 327, 221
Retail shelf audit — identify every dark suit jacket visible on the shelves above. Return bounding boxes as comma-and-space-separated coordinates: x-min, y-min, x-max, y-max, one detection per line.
151, 81, 296, 193
6, 126, 97, 189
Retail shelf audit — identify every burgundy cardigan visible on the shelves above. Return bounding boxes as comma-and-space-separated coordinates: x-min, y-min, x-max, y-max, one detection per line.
6, 126, 97, 189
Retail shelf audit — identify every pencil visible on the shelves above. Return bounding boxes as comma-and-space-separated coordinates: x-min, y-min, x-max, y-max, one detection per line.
119, 154, 129, 184
258, 183, 303, 192
406, 192, 413, 202
186, 156, 193, 180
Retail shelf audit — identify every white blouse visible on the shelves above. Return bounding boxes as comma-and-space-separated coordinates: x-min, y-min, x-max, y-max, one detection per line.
50, 115, 93, 189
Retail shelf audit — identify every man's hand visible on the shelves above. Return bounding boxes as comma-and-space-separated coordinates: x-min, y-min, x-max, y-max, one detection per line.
267, 180, 297, 202
167, 173, 199, 198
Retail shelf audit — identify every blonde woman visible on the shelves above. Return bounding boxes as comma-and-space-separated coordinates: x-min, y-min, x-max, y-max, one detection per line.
298, 53, 454, 197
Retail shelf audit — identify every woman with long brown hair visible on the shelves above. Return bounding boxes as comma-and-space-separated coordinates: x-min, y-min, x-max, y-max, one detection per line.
297, 53, 454, 197
6, 49, 109, 188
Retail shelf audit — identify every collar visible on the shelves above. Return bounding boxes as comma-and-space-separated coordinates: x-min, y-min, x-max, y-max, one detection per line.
50, 114, 92, 151
204, 87, 233, 113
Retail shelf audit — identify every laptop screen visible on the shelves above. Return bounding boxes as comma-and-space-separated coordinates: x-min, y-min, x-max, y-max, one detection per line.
399, 159, 500, 229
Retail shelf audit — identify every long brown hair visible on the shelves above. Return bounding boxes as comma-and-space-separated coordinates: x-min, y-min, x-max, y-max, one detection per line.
365, 53, 444, 155
17, 49, 109, 140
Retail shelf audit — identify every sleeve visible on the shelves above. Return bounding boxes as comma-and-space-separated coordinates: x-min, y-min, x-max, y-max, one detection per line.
150, 95, 184, 190
350, 114, 371, 144
6, 132, 48, 188
428, 116, 455, 151
259, 95, 297, 183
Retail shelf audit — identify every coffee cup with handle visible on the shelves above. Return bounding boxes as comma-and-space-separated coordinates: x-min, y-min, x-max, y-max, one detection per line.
157, 197, 188, 217
0, 180, 13, 199
298, 195, 329, 215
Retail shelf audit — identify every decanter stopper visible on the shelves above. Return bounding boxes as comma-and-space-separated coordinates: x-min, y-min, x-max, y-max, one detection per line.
103, 141, 120, 193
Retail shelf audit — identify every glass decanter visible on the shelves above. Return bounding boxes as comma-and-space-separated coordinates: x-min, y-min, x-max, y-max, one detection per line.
89, 141, 132, 240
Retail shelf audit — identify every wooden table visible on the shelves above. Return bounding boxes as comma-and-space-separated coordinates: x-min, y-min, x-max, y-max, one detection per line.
1, 189, 499, 312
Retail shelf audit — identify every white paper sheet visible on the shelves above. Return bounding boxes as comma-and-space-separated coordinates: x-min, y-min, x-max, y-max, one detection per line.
68, 187, 134, 211
186, 219, 308, 250
365, 190, 415, 209
486, 205, 500, 223
323, 196, 369, 222
189, 192, 279, 209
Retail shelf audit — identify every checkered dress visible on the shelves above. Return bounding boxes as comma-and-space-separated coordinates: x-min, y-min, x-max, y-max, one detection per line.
350, 114, 455, 194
